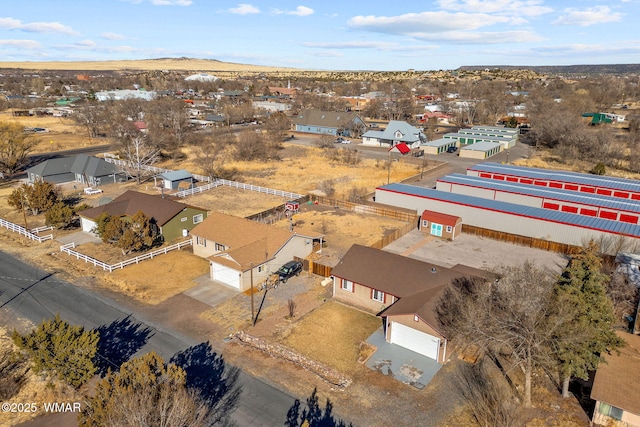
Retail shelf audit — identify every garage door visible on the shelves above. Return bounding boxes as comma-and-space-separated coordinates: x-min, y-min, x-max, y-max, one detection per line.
211, 263, 240, 289
390, 322, 439, 360
80, 218, 97, 235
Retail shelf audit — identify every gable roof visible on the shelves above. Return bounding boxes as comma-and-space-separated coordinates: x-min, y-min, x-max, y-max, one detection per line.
421, 209, 461, 226
291, 109, 363, 128
26, 157, 75, 177
78, 190, 199, 226
380, 120, 425, 143
70, 154, 120, 178
191, 212, 316, 270
591, 331, 640, 415
330, 244, 488, 298
158, 169, 193, 181
389, 142, 411, 154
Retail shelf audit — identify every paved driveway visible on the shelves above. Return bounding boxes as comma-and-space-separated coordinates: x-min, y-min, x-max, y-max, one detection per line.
55, 230, 101, 245
365, 328, 441, 390
183, 274, 239, 307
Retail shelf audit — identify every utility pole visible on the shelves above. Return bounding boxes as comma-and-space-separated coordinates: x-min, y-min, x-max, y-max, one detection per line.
19, 188, 29, 230
250, 262, 254, 325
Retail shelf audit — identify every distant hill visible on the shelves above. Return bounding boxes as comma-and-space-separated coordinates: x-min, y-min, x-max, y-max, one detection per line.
458, 64, 640, 75
0, 57, 299, 73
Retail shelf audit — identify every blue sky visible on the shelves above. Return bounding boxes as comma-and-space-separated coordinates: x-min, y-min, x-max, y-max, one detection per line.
1, 0, 639, 71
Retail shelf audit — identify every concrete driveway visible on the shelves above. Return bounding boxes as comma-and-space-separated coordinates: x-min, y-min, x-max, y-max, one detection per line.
55, 231, 101, 245
183, 274, 239, 307
365, 328, 441, 390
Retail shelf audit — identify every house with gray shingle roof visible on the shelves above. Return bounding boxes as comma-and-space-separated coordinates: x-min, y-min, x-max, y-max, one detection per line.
26, 155, 124, 186
291, 109, 366, 137
361, 120, 426, 148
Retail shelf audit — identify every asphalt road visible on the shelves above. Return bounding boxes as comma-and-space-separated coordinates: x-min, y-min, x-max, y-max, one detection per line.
0, 250, 294, 426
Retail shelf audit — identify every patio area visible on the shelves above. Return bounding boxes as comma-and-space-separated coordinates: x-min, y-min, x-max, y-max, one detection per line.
365, 327, 441, 390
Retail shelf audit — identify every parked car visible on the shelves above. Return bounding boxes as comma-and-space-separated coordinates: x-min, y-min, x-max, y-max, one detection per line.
276, 260, 303, 282
340, 139, 351, 144
446, 146, 458, 153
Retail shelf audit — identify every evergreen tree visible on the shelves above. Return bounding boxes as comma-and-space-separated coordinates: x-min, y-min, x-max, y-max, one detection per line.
553, 241, 625, 397
79, 352, 217, 427
12, 314, 99, 388
45, 201, 75, 229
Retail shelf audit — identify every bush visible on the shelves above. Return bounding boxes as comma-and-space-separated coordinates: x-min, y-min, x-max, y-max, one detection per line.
591, 162, 606, 175
45, 201, 74, 229
12, 314, 99, 388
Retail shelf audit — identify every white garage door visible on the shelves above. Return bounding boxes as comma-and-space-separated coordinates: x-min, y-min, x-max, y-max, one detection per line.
211, 263, 240, 289
390, 322, 440, 360
81, 218, 97, 235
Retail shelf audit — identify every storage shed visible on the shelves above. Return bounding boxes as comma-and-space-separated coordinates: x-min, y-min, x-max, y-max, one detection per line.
155, 170, 194, 190
420, 210, 462, 240
459, 141, 501, 159
421, 138, 457, 155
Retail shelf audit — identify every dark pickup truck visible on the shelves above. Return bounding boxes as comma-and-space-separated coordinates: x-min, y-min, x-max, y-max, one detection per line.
276, 260, 303, 283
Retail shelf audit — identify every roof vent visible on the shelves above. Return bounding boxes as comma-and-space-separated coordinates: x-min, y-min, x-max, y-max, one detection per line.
431, 267, 437, 273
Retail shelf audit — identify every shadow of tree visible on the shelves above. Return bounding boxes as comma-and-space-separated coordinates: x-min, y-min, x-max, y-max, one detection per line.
94, 315, 154, 376
170, 341, 242, 424
285, 388, 353, 427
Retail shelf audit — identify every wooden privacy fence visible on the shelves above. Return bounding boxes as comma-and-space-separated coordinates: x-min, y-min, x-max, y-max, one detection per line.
246, 195, 310, 224
60, 239, 192, 272
310, 196, 418, 223
462, 224, 583, 255
0, 218, 53, 243
295, 256, 333, 278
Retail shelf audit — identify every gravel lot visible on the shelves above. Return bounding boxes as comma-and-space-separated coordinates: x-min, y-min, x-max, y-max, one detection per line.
385, 229, 569, 276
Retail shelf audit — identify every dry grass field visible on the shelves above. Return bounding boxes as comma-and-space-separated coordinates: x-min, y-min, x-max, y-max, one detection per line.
0, 111, 106, 154
279, 302, 380, 375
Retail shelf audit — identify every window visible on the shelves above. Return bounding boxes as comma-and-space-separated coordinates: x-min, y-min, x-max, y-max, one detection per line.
258, 265, 264, 273
193, 214, 203, 224
599, 402, 623, 420
372, 289, 384, 302
181, 217, 187, 222
446, 225, 453, 233
196, 236, 206, 246
341, 279, 353, 292
414, 314, 419, 322
422, 220, 429, 228
215, 243, 225, 251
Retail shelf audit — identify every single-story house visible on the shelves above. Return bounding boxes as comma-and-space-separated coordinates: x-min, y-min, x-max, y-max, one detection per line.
26, 155, 124, 186
190, 212, 322, 291
362, 120, 426, 149
291, 109, 367, 137
331, 244, 489, 362
419, 210, 462, 240
78, 190, 207, 242
590, 331, 640, 427
154, 170, 194, 190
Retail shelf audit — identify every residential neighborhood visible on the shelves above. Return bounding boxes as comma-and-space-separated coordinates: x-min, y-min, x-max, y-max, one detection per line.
0, 58, 639, 427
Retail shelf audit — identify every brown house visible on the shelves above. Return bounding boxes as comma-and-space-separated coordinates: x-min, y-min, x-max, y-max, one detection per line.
590, 331, 640, 427
331, 244, 489, 362
190, 212, 322, 291
419, 209, 462, 240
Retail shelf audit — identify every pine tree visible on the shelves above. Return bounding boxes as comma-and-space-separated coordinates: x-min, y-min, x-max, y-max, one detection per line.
554, 241, 625, 397
79, 352, 215, 427
45, 201, 74, 229
12, 314, 99, 388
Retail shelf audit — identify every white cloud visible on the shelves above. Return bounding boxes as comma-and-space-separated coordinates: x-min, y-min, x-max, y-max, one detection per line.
76, 39, 97, 47
150, 0, 192, 5
100, 32, 128, 40
303, 40, 438, 51
0, 39, 41, 49
288, 6, 314, 16
229, 4, 260, 14
348, 11, 511, 34
436, 0, 552, 17
552, 6, 623, 26
0, 18, 79, 35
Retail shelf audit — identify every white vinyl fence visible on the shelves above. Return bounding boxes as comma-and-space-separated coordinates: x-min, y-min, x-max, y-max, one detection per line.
60, 239, 192, 272
0, 218, 53, 242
